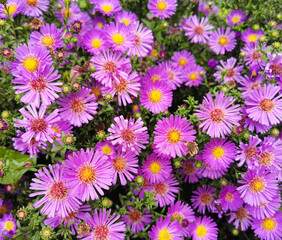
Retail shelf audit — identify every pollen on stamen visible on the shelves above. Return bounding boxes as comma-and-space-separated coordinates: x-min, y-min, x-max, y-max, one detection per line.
30, 77, 47, 93
249, 177, 265, 193
31, 118, 47, 133
70, 98, 85, 114
77, 165, 96, 184
128, 209, 142, 223
49, 181, 69, 200
93, 225, 110, 240
121, 129, 136, 143
113, 157, 126, 172
259, 98, 275, 112
154, 182, 168, 196
114, 78, 128, 93
209, 108, 225, 123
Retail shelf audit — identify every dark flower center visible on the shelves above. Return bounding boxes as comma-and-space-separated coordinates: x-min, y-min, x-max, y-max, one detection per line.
31, 118, 47, 132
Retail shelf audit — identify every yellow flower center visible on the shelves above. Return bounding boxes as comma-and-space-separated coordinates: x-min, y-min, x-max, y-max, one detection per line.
102, 145, 112, 155
157, 1, 167, 11
212, 147, 224, 158
167, 129, 181, 144
52, 125, 61, 134
151, 49, 159, 57
158, 229, 171, 240
92, 39, 102, 49
5, 221, 14, 231
112, 34, 124, 45
101, 5, 113, 13
249, 34, 257, 42
249, 177, 265, 193
0, 122, 3, 128
113, 157, 126, 172
41, 35, 55, 47
26, 0, 38, 7
190, 73, 198, 81
232, 16, 240, 23
77, 165, 96, 184
149, 90, 162, 103
22, 57, 40, 72
218, 36, 229, 46
97, 22, 104, 28
196, 225, 207, 237
4, 4, 17, 15
179, 58, 186, 66
121, 19, 130, 25
261, 218, 277, 231
150, 162, 162, 174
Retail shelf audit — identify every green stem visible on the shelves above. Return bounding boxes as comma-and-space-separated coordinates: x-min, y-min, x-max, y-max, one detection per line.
4, 4, 17, 39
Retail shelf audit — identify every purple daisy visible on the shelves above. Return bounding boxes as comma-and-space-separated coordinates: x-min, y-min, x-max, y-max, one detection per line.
63, 148, 114, 202
57, 87, 98, 127
238, 74, 263, 99
245, 84, 282, 126
95, 140, 116, 160
226, 10, 246, 26
171, 50, 195, 69
23, 0, 49, 17
92, 15, 107, 29
153, 114, 196, 158
55, 0, 81, 24
148, 0, 177, 19
143, 65, 170, 83
148, 215, 182, 240
0, 119, 8, 131
264, 52, 282, 81
219, 185, 243, 212
81, 209, 126, 240
107, 115, 149, 155
90, 50, 132, 88
91, 0, 122, 17
0, 213, 17, 238
50, 117, 73, 145
122, 207, 152, 233
188, 216, 218, 240
195, 92, 241, 138
214, 57, 244, 84
183, 64, 205, 87
191, 185, 216, 214
0, 0, 25, 19
242, 43, 266, 68
160, 61, 184, 90
241, 28, 264, 44
141, 153, 172, 184
115, 10, 138, 26
181, 15, 214, 44
12, 63, 62, 108
104, 22, 135, 52
14, 104, 60, 143
237, 166, 278, 207
83, 78, 104, 101
202, 138, 237, 171
140, 79, 173, 114
127, 21, 154, 57
227, 207, 252, 231
29, 164, 81, 218
180, 159, 202, 183
111, 149, 138, 186
198, 1, 218, 16
80, 29, 107, 55
29, 23, 64, 50
209, 27, 237, 55
252, 211, 282, 240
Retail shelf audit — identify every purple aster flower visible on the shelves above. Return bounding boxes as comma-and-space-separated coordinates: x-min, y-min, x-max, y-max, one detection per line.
183, 64, 205, 87
214, 57, 244, 84
83, 78, 104, 101
171, 50, 195, 69
264, 52, 282, 81
252, 211, 282, 240
140, 79, 173, 114
242, 43, 266, 68
44, 205, 91, 235
209, 27, 237, 55
14, 105, 60, 143
188, 216, 218, 240
29, 23, 64, 50
92, 15, 107, 29
63, 148, 114, 202
241, 28, 264, 44
168, 201, 195, 237
90, 50, 132, 88
104, 22, 135, 52
107, 115, 149, 155
0, 0, 25, 19
122, 207, 152, 233
148, 0, 177, 19
10, 42, 52, 76
102, 70, 140, 106
55, 1, 81, 24
29, 164, 81, 218
238, 74, 263, 99
208, 59, 218, 68
191, 185, 216, 214
226, 10, 246, 26
80, 29, 107, 55
153, 114, 196, 158
180, 159, 202, 183
202, 138, 237, 171
195, 92, 241, 138
181, 15, 214, 44
245, 84, 282, 126
111, 149, 138, 186
0, 213, 17, 238
148, 215, 182, 240
141, 153, 172, 184
50, 118, 73, 146
58, 87, 98, 127
160, 61, 184, 90
219, 185, 243, 212
0, 119, 8, 131
227, 207, 252, 231
127, 21, 154, 57
91, 0, 122, 17
12, 63, 62, 108
95, 140, 116, 160
115, 10, 138, 26
23, 0, 49, 17
237, 166, 278, 207
143, 65, 170, 83
198, 1, 218, 16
